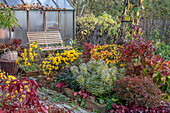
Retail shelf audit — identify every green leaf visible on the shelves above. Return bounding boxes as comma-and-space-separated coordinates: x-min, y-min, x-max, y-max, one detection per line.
143, 68, 147, 74
153, 72, 158, 77
135, 7, 141, 12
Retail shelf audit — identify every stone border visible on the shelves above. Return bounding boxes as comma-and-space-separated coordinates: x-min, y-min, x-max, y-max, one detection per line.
37, 77, 107, 113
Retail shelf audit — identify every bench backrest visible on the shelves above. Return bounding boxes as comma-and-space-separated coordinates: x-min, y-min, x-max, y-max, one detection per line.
27, 31, 63, 47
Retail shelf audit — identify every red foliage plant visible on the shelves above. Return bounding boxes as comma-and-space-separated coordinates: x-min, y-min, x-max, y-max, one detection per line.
119, 38, 155, 76
56, 81, 66, 88
114, 76, 162, 107
110, 103, 170, 113
81, 42, 94, 63
0, 78, 71, 113
0, 39, 26, 56
151, 55, 170, 78
150, 55, 170, 92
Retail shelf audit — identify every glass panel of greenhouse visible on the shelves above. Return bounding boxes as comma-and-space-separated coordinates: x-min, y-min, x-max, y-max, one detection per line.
6, 0, 23, 7
54, 0, 74, 9
24, 0, 39, 5
0, 0, 6, 5
39, 0, 57, 8
0, 0, 75, 46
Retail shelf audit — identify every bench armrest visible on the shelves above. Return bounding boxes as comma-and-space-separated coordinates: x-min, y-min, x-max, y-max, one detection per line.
63, 38, 73, 46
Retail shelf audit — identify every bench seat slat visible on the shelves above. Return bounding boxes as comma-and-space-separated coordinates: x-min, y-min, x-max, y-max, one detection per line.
42, 47, 73, 51
27, 31, 72, 51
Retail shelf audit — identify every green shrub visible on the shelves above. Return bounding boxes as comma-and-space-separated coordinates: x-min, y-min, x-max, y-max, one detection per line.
71, 59, 117, 97
86, 0, 124, 17
152, 39, 170, 61
76, 12, 120, 49
114, 76, 162, 107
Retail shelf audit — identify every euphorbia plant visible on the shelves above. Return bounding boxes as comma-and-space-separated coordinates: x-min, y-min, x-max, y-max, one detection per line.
71, 59, 118, 97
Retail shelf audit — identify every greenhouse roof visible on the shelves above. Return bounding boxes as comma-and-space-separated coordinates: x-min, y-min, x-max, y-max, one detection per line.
0, 0, 75, 10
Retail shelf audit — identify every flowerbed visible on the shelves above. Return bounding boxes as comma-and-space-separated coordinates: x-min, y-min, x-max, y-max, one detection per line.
1, 1, 170, 112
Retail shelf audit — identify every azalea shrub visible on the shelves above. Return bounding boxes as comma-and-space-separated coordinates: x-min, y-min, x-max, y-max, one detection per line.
41, 49, 81, 76
81, 42, 94, 63
110, 103, 170, 113
114, 76, 162, 107
91, 44, 124, 68
71, 59, 117, 97
16, 41, 42, 72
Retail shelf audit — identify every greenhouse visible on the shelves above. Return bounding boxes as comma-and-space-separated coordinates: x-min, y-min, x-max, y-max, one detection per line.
0, 0, 75, 45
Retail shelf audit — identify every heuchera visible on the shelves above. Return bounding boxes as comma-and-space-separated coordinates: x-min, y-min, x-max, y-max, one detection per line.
0, 39, 26, 56
110, 103, 170, 113
81, 42, 94, 63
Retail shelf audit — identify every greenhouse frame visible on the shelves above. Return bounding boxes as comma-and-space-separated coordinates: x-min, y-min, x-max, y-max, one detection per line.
0, 0, 75, 45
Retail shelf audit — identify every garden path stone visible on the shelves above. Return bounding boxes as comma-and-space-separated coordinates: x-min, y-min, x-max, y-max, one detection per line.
29, 77, 89, 113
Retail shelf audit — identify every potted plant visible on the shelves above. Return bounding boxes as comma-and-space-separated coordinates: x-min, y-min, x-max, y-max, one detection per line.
16, 41, 43, 77
0, 3, 20, 75
0, 3, 20, 40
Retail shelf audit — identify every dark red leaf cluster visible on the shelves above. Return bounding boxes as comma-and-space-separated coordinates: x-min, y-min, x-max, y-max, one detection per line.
151, 55, 170, 77
56, 81, 66, 88
0, 78, 71, 113
110, 103, 170, 113
114, 76, 162, 107
74, 91, 88, 99
12, 39, 22, 47
81, 42, 94, 63
0, 39, 26, 56
119, 38, 155, 76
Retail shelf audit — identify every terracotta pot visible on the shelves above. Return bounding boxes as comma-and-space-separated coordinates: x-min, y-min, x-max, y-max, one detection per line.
0, 28, 7, 39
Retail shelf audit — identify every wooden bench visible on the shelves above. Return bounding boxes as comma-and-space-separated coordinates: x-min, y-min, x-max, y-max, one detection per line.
27, 31, 73, 51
